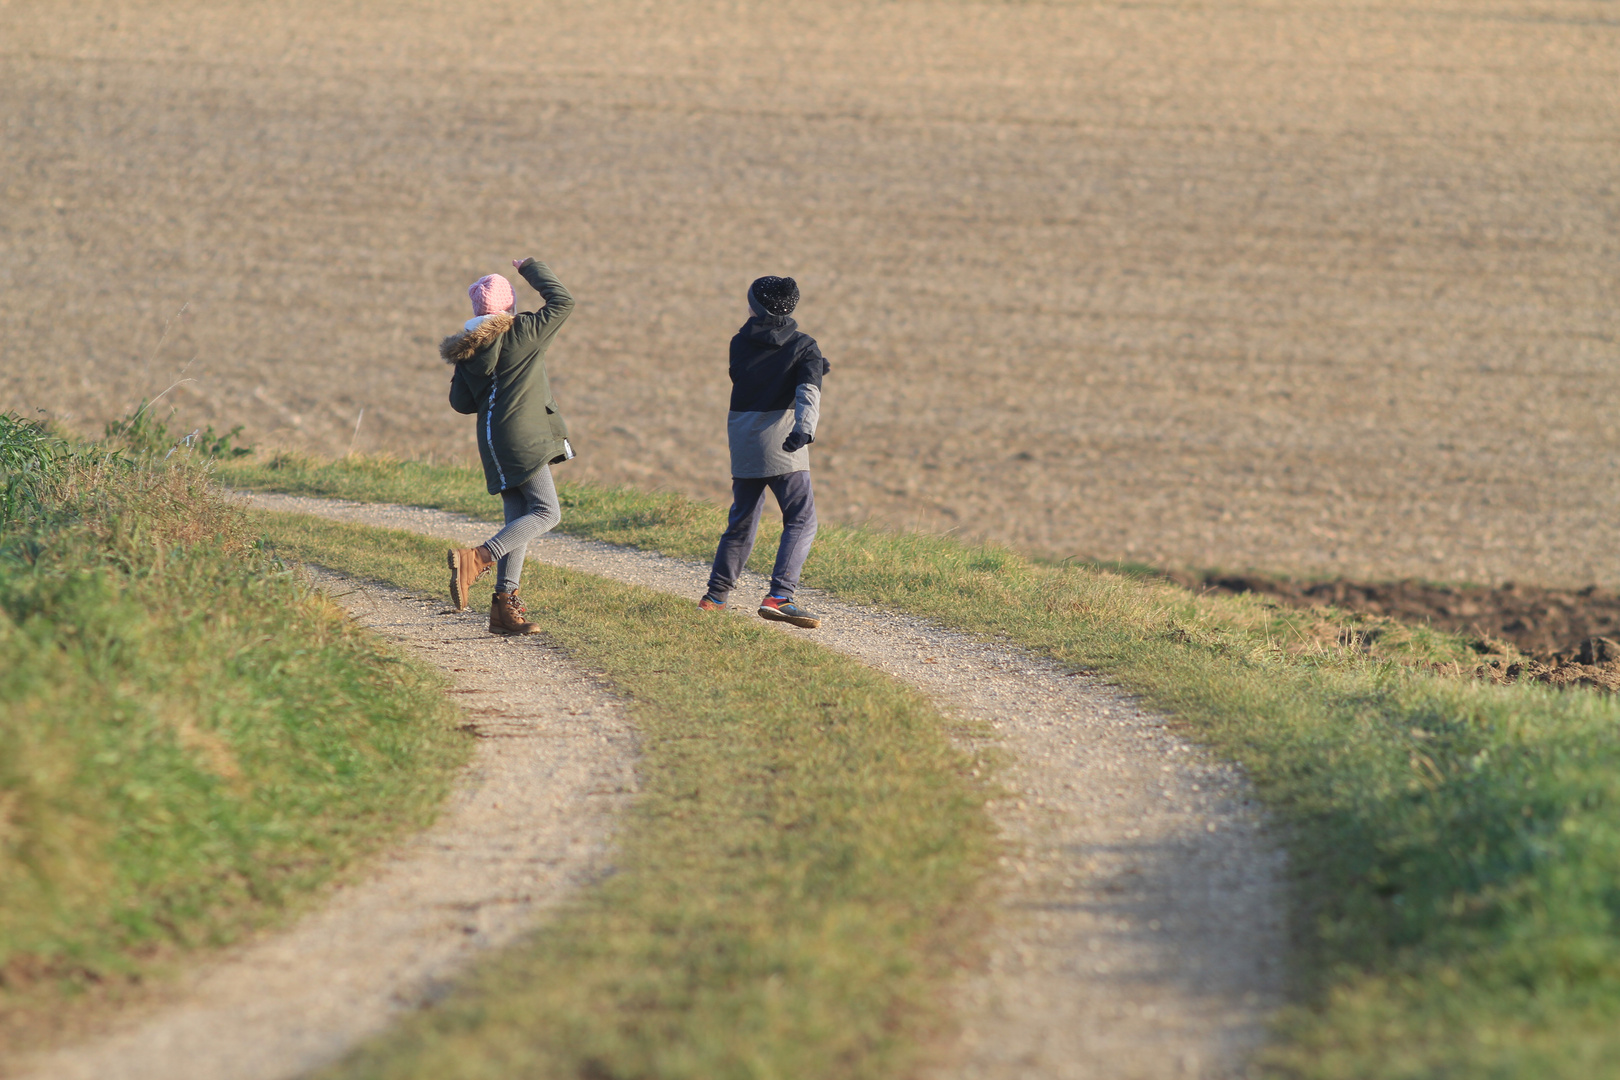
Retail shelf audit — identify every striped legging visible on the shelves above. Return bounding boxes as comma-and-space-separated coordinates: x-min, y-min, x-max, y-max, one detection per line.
482, 466, 561, 594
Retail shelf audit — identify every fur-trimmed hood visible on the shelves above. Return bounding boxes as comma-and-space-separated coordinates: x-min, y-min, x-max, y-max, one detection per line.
439, 313, 514, 364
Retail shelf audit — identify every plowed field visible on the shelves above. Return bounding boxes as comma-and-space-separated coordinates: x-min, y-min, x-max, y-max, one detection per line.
3, 0, 1616, 584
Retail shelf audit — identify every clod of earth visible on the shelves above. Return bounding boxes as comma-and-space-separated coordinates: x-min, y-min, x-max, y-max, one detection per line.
1476, 637, 1620, 693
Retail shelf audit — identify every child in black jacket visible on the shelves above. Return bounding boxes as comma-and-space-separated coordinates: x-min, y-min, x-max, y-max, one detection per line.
699, 276, 829, 628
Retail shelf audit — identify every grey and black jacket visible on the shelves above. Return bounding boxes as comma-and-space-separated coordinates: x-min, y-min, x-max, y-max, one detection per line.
443, 259, 575, 495
726, 309, 829, 478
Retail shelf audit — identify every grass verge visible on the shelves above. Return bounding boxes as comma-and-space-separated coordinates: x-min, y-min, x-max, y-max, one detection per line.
221, 453, 1620, 1079
248, 509, 993, 1080
0, 427, 469, 1053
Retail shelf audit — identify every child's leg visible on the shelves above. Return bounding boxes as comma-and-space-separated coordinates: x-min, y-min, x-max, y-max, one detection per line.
483, 466, 561, 593
764, 470, 818, 599
705, 477, 771, 602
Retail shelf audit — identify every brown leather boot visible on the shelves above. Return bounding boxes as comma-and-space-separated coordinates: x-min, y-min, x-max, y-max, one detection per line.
448, 545, 495, 610
489, 590, 540, 635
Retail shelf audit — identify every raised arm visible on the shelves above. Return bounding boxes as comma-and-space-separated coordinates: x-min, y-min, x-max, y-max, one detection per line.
508, 257, 575, 348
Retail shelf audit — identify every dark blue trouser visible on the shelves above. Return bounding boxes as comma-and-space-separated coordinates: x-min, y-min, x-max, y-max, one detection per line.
706, 471, 818, 602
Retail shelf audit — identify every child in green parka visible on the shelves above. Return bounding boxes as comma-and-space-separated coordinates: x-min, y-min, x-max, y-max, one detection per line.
441, 257, 576, 635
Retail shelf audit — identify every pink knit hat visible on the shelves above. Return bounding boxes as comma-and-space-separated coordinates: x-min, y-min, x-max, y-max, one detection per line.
468, 274, 515, 316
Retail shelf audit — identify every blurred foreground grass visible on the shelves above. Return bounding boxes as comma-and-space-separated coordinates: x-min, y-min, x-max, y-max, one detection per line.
222, 452, 1620, 1079
0, 424, 468, 1052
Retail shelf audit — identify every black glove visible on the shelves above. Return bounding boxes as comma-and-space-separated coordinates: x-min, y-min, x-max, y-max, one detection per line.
782, 430, 813, 453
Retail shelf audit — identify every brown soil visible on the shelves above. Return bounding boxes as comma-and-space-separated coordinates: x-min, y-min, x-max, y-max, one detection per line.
3, 0, 1618, 588
1181, 571, 1620, 689
1181, 574, 1620, 658
1475, 641, 1620, 694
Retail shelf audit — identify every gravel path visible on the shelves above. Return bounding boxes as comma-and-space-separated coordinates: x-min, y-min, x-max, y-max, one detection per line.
13, 571, 637, 1080
239, 492, 1288, 1080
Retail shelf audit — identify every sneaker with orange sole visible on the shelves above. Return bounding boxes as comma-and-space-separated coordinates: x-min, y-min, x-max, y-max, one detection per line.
758, 596, 820, 629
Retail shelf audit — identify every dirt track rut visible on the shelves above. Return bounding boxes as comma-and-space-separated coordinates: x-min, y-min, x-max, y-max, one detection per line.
239, 492, 1288, 1080
12, 572, 637, 1080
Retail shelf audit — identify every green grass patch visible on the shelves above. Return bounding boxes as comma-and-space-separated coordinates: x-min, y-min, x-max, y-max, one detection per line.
248, 510, 993, 1080
221, 453, 1620, 1078
0, 427, 469, 1050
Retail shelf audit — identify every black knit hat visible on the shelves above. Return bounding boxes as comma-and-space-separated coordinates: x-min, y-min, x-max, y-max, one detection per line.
749, 275, 799, 317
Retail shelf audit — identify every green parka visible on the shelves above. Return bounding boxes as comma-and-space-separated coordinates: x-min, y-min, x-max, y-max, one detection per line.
442, 259, 576, 494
